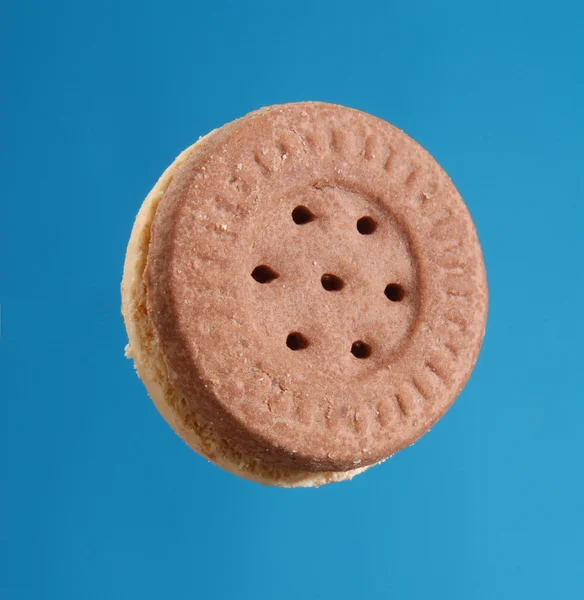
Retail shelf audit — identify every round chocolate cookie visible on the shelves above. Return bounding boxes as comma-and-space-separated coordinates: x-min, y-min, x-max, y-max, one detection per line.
122, 102, 487, 486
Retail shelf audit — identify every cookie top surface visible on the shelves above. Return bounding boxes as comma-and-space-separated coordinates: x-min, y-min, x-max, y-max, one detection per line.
146, 102, 487, 471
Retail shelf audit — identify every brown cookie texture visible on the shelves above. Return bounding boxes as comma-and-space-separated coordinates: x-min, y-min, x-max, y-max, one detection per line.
141, 102, 487, 474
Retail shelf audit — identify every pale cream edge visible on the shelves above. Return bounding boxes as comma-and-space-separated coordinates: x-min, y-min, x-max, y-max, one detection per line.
121, 135, 372, 488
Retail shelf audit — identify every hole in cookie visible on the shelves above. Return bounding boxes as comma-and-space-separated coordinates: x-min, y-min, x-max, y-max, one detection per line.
357, 216, 377, 235
321, 273, 344, 291
351, 341, 372, 359
384, 283, 405, 302
292, 205, 315, 225
251, 265, 279, 284
286, 332, 309, 351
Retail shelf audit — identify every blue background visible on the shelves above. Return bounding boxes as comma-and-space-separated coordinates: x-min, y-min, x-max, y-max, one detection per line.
1, 1, 583, 598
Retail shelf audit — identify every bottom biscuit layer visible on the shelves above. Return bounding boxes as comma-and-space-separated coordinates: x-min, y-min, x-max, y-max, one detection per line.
121, 135, 373, 487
